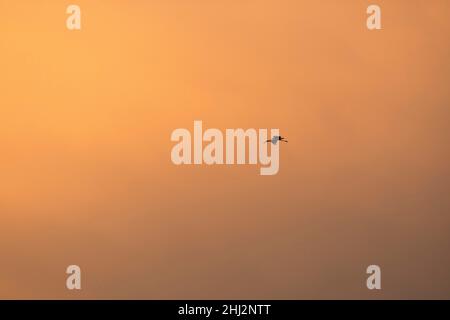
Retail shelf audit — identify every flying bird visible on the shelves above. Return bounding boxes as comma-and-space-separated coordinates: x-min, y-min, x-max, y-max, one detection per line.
266, 136, 288, 144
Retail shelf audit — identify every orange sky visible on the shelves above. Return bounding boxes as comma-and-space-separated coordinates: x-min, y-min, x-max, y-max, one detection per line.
1, 0, 449, 299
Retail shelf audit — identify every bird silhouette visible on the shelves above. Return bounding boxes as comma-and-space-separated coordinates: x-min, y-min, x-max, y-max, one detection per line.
266, 136, 288, 144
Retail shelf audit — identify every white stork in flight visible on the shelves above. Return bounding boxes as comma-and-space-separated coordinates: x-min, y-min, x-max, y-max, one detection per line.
266, 136, 288, 144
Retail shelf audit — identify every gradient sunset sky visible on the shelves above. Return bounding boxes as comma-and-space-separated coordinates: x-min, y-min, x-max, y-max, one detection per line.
1, 0, 449, 299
